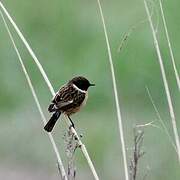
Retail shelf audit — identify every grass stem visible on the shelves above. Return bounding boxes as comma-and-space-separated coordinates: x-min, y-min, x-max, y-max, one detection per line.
144, 0, 180, 163
0, 1, 100, 179
159, 0, 180, 91
96, 0, 129, 179
0, 10, 68, 180
146, 86, 177, 153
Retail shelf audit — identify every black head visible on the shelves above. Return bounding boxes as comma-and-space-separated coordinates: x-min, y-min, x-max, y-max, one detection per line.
69, 76, 95, 91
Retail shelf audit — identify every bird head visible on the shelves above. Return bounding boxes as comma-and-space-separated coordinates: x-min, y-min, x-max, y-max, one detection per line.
69, 76, 95, 91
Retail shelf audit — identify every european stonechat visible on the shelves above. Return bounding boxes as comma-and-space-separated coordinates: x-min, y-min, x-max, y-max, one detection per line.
44, 76, 95, 132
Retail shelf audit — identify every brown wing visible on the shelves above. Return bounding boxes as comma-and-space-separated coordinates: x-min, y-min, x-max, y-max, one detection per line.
50, 84, 85, 112
61, 91, 86, 114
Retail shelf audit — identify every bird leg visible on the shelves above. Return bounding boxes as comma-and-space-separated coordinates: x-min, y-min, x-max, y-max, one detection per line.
68, 116, 75, 129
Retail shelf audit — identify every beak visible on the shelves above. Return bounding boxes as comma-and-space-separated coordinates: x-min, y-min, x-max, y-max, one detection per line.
90, 83, 95, 86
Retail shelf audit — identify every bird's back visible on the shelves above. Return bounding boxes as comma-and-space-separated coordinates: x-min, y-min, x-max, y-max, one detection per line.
49, 84, 86, 115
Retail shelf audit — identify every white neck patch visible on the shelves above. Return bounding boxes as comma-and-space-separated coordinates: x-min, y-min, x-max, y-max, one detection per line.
73, 84, 86, 93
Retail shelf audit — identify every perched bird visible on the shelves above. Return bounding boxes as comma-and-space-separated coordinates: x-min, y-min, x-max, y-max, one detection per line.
44, 76, 95, 132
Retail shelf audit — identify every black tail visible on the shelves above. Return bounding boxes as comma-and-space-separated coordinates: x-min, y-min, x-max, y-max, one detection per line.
44, 111, 61, 132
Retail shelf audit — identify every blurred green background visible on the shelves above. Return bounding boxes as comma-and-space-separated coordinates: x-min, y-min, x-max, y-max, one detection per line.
0, 0, 179, 179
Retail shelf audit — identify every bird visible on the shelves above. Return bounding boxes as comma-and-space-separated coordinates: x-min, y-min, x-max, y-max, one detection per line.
44, 76, 95, 132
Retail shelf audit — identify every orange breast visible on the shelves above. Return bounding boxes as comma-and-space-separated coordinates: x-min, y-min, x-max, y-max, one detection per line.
64, 92, 88, 116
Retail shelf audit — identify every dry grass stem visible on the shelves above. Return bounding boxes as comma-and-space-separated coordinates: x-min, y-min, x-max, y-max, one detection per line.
96, 0, 129, 179
0, 1, 100, 179
117, 1, 157, 53
144, 0, 180, 163
146, 87, 177, 153
64, 115, 99, 180
63, 129, 78, 180
0, 1, 55, 96
129, 129, 145, 180
0, 10, 68, 180
118, 20, 149, 53
159, 0, 180, 91
136, 121, 154, 128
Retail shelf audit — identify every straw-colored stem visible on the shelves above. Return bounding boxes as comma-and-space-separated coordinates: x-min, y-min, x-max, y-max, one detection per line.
0, 1, 100, 178
0, 1, 55, 96
0, 10, 68, 180
159, 0, 180, 91
144, 0, 180, 163
146, 87, 177, 153
96, 0, 129, 179
64, 115, 99, 180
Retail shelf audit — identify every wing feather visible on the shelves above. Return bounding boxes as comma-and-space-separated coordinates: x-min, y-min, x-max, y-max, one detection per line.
49, 84, 86, 112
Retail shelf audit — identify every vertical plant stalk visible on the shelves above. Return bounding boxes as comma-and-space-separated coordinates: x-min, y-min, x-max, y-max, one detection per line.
0, 10, 68, 180
146, 87, 177, 153
96, 0, 129, 180
64, 129, 77, 180
64, 115, 99, 180
129, 129, 145, 180
0, 1, 100, 179
144, 0, 180, 163
0, 1, 55, 96
159, 0, 180, 91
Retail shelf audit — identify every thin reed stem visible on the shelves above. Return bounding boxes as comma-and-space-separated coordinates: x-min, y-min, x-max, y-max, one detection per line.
0, 1, 99, 179
0, 10, 68, 180
64, 115, 99, 180
159, 0, 180, 91
144, 0, 180, 163
96, 0, 129, 179
0, 1, 55, 96
146, 87, 177, 153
